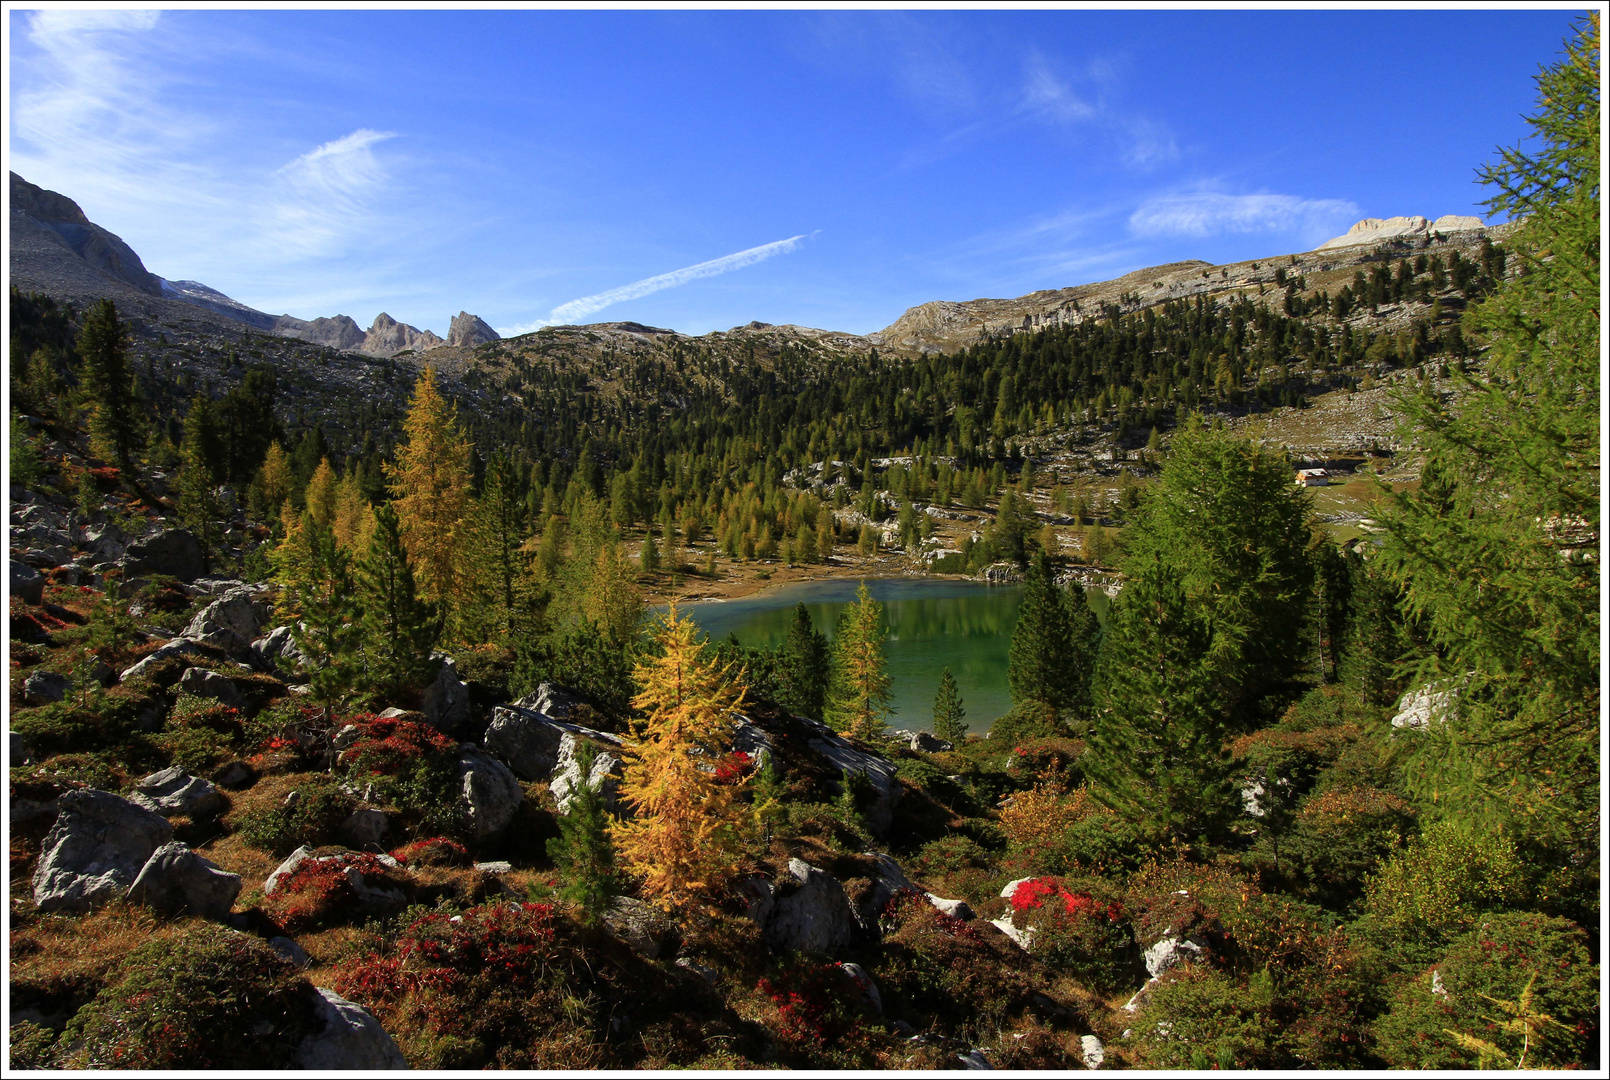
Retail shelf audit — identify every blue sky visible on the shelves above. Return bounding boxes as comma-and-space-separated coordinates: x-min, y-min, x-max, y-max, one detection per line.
8, 8, 1578, 338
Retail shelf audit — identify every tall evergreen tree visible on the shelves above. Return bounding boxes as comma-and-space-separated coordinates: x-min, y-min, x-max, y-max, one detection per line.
932, 667, 967, 744
218, 367, 282, 485
826, 582, 893, 740
1376, 15, 1600, 842
1007, 548, 1097, 725
1121, 416, 1315, 728
777, 602, 829, 720
177, 398, 224, 571
358, 503, 440, 701
76, 299, 143, 468
1085, 547, 1236, 841
274, 511, 362, 704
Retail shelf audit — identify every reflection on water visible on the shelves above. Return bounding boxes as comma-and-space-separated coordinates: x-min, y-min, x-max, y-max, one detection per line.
673, 578, 1107, 733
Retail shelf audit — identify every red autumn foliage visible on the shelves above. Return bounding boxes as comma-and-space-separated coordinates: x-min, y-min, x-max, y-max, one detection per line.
391, 837, 472, 868
756, 960, 864, 1043
712, 750, 753, 784
266, 852, 411, 931
340, 715, 457, 776
1010, 876, 1122, 923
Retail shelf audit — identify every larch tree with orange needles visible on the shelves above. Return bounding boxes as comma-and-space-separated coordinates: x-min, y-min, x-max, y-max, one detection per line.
611, 608, 751, 914
385, 367, 473, 609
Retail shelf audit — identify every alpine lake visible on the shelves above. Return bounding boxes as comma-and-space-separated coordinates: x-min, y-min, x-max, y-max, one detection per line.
673, 577, 1110, 734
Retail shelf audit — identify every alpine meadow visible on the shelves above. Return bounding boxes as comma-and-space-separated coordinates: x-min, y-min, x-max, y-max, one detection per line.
5, 11, 1600, 1073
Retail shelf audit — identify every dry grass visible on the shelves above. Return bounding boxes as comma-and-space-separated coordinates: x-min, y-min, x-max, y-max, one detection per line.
11, 902, 188, 1019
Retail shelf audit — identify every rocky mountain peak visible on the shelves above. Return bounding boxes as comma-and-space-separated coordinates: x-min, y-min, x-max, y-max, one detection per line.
10, 172, 164, 297
447, 311, 500, 348
362, 313, 444, 358
1315, 214, 1487, 251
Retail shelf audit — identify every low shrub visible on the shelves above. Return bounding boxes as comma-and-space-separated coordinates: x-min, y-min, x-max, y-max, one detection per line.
391, 837, 472, 868
53, 923, 319, 1069
10, 687, 154, 757
1282, 785, 1415, 908
232, 773, 356, 855
338, 714, 464, 840
1371, 912, 1598, 1070
264, 850, 414, 931
1363, 821, 1527, 960
1004, 737, 1085, 792
1007, 875, 1134, 992
999, 786, 1103, 858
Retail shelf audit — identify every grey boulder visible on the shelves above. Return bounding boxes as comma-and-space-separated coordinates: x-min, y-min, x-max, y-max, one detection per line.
130, 765, 227, 818
457, 744, 523, 839
33, 790, 174, 912
119, 637, 206, 684
482, 698, 621, 781
750, 859, 858, 956
549, 732, 624, 814
251, 624, 310, 675
182, 589, 267, 656
177, 666, 246, 711
11, 560, 45, 605
604, 895, 676, 958
804, 719, 902, 836
121, 528, 205, 582
420, 655, 470, 733
127, 841, 242, 920
23, 669, 72, 705
269, 936, 312, 970
291, 987, 408, 1070
338, 808, 390, 849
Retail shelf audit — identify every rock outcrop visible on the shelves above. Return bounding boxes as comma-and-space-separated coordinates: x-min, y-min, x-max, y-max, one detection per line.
746, 858, 859, 956
1316, 214, 1487, 251
33, 790, 174, 912
10, 172, 163, 296
456, 744, 523, 838
11, 560, 46, 605
482, 689, 622, 781
421, 655, 471, 733
182, 589, 268, 656
362, 312, 444, 358
121, 528, 205, 582
549, 732, 625, 814
448, 311, 500, 348
23, 669, 71, 705
801, 719, 901, 836
292, 987, 409, 1070
177, 667, 246, 711
126, 841, 242, 920
119, 636, 206, 684
129, 765, 228, 818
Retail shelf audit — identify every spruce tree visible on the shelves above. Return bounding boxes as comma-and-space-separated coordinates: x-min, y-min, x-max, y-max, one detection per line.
76, 299, 143, 468
176, 398, 224, 572
777, 602, 829, 720
826, 582, 892, 740
1007, 548, 1096, 725
1084, 547, 1236, 841
1376, 16, 1599, 841
547, 738, 622, 926
358, 503, 440, 701
932, 667, 967, 744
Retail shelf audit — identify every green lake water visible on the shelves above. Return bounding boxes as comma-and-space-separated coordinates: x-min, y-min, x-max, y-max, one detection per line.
677, 578, 1109, 733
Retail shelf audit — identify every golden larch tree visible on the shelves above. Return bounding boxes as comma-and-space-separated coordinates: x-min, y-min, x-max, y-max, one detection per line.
826, 581, 892, 740
385, 367, 473, 608
612, 608, 751, 914
258, 441, 292, 517
304, 457, 338, 530
331, 470, 372, 552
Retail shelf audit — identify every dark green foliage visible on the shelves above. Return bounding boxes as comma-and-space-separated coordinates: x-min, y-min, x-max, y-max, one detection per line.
1337, 551, 1411, 707
1006, 549, 1095, 723
285, 514, 363, 704
233, 773, 357, 855
358, 503, 441, 700
55, 924, 318, 1069
177, 395, 224, 571
11, 409, 43, 486
546, 740, 622, 926
776, 603, 829, 720
75, 299, 143, 468
512, 621, 637, 724
1085, 547, 1235, 841
986, 701, 1068, 744
217, 367, 283, 485
931, 666, 967, 743
1372, 912, 1599, 1070
1375, 17, 1599, 846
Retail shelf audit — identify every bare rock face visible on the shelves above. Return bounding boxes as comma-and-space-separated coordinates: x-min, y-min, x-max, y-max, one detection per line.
130, 765, 228, 819
1316, 214, 1487, 251
421, 655, 471, 733
23, 670, 72, 705
10, 172, 163, 296
34, 790, 174, 912
482, 690, 622, 781
456, 745, 523, 839
802, 719, 902, 836
362, 312, 444, 358
549, 733, 625, 815
178, 667, 246, 712
447, 311, 500, 348
127, 841, 242, 920
292, 987, 409, 1070
752, 859, 858, 956
120, 636, 206, 684
274, 314, 367, 351
183, 589, 269, 656
121, 528, 205, 582
11, 560, 45, 605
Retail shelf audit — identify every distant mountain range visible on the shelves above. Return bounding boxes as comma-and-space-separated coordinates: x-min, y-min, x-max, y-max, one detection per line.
9, 170, 1497, 361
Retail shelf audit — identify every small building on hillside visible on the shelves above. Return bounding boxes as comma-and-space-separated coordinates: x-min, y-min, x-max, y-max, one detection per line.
1295, 468, 1331, 487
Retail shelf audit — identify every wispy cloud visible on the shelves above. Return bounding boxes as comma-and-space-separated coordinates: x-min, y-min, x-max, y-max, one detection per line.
1012, 51, 1178, 170
1129, 192, 1359, 242
1020, 57, 1097, 125
264, 129, 397, 258
502, 235, 811, 335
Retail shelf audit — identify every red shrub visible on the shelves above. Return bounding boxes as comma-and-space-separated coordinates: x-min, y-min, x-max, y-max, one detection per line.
266, 852, 412, 931
756, 960, 864, 1044
881, 889, 979, 942
391, 837, 472, 868
713, 750, 753, 784
340, 715, 457, 776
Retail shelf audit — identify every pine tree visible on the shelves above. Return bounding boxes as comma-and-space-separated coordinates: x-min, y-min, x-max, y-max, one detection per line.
275, 511, 362, 704
932, 667, 967, 743
176, 398, 223, 572
358, 503, 440, 701
611, 608, 750, 914
826, 582, 892, 740
777, 602, 829, 720
386, 367, 473, 609
1006, 548, 1097, 725
1122, 415, 1315, 728
1084, 547, 1236, 841
76, 299, 144, 468
547, 739, 622, 926
454, 453, 531, 643
1376, 16, 1600, 841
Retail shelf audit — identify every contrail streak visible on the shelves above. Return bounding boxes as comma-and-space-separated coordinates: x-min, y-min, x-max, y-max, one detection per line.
503, 234, 809, 335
